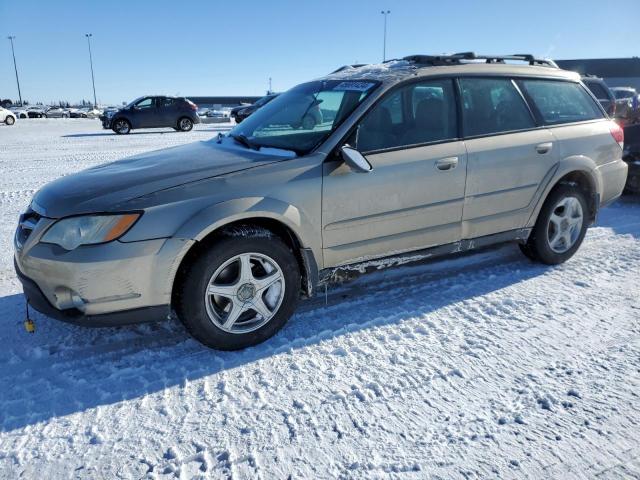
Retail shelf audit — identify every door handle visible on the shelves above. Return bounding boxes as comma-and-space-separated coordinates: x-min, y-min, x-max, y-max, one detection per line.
436, 157, 458, 171
536, 142, 553, 154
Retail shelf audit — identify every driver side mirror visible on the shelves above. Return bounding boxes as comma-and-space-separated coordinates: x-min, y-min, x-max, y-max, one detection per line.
340, 145, 372, 173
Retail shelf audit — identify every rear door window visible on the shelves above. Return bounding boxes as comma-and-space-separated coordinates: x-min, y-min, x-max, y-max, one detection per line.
459, 78, 535, 137
161, 97, 175, 108
520, 79, 604, 125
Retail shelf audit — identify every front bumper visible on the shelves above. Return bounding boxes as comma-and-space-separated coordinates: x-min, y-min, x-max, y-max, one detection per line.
15, 260, 170, 326
14, 221, 194, 325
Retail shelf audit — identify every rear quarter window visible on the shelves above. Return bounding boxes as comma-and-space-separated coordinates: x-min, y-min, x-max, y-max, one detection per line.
520, 79, 604, 125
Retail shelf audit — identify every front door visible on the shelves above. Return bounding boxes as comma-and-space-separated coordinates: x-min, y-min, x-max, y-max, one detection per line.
130, 97, 158, 128
457, 77, 559, 238
322, 79, 468, 267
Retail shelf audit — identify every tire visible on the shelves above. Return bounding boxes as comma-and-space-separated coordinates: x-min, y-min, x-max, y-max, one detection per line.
520, 184, 589, 265
302, 114, 316, 130
178, 117, 193, 132
62, 114, 69, 118
176, 230, 301, 350
112, 118, 131, 134
5, 116, 15, 126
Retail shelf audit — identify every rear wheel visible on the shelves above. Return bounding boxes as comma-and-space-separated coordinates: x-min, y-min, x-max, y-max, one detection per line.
176, 231, 301, 350
178, 117, 193, 132
5, 116, 15, 125
112, 118, 131, 134
520, 184, 589, 265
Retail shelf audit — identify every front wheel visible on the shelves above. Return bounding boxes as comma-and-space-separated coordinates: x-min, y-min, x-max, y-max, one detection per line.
520, 184, 589, 265
5, 116, 15, 125
176, 231, 301, 350
178, 117, 193, 132
302, 114, 316, 130
112, 118, 131, 134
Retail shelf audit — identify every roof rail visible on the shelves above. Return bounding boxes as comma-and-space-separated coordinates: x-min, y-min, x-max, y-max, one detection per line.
402, 52, 559, 68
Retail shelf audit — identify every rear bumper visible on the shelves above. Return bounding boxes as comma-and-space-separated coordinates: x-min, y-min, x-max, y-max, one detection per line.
596, 159, 629, 205
15, 260, 170, 326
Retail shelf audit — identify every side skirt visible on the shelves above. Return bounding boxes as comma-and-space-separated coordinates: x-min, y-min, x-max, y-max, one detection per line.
316, 228, 532, 287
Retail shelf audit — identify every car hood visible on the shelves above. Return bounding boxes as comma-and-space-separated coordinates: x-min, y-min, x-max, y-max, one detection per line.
32, 139, 296, 218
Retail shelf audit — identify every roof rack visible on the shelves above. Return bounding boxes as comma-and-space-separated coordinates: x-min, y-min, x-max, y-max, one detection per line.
401, 52, 559, 68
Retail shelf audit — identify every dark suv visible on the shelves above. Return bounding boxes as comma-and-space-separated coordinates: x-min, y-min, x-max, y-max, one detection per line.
104, 96, 200, 134
582, 76, 616, 117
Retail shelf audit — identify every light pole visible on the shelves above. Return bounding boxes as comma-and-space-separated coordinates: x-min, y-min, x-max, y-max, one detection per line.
7, 36, 23, 106
381, 10, 391, 62
85, 33, 97, 107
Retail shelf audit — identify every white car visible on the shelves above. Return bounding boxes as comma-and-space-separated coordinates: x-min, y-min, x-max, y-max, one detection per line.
0, 107, 17, 125
10, 106, 28, 119
82, 107, 103, 119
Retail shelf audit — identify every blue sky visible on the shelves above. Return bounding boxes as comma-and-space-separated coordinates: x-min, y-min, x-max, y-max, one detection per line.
1, 0, 637, 105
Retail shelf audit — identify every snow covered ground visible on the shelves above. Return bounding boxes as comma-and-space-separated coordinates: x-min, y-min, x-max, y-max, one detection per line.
0, 119, 639, 479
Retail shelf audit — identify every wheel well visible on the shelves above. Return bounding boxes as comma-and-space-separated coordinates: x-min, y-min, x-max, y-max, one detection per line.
170, 218, 308, 308
552, 170, 597, 220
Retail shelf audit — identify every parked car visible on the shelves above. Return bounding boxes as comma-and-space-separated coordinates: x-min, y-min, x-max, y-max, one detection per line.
206, 109, 229, 118
582, 76, 616, 117
45, 106, 70, 118
97, 107, 119, 127
10, 106, 28, 119
229, 103, 250, 121
82, 107, 102, 119
14, 53, 627, 350
103, 96, 200, 134
0, 107, 16, 125
26, 107, 46, 118
232, 94, 278, 123
622, 123, 640, 193
611, 87, 640, 125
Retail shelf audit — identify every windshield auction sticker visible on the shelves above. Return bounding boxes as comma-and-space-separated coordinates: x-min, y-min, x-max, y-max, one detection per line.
333, 81, 377, 92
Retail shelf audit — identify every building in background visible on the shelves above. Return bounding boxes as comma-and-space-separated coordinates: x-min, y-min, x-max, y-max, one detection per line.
556, 57, 640, 90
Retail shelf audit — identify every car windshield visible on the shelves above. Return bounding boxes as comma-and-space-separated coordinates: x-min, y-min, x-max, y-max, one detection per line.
228, 79, 380, 155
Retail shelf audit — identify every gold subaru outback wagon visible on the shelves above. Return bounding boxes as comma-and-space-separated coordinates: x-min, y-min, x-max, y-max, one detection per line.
15, 53, 628, 349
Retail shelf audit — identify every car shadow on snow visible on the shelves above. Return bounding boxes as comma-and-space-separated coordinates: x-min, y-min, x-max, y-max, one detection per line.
0, 242, 555, 432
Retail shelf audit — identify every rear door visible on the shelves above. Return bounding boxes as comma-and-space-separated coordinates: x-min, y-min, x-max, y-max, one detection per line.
459, 77, 558, 239
158, 97, 177, 127
322, 78, 468, 267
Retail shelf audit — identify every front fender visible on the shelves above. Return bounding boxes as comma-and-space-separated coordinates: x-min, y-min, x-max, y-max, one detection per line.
174, 196, 321, 261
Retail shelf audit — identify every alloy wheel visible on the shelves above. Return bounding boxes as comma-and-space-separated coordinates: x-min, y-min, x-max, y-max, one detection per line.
547, 196, 584, 253
180, 118, 192, 131
204, 253, 285, 334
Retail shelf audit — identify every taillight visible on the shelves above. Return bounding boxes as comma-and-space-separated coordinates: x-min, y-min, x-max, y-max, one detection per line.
186, 100, 197, 111
609, 120, 624, 149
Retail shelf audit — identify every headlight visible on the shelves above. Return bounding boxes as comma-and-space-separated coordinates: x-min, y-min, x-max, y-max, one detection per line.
41, 213, 141, 251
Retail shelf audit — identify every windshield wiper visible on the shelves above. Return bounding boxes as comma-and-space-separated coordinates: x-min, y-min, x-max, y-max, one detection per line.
229, 133, 258, 150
